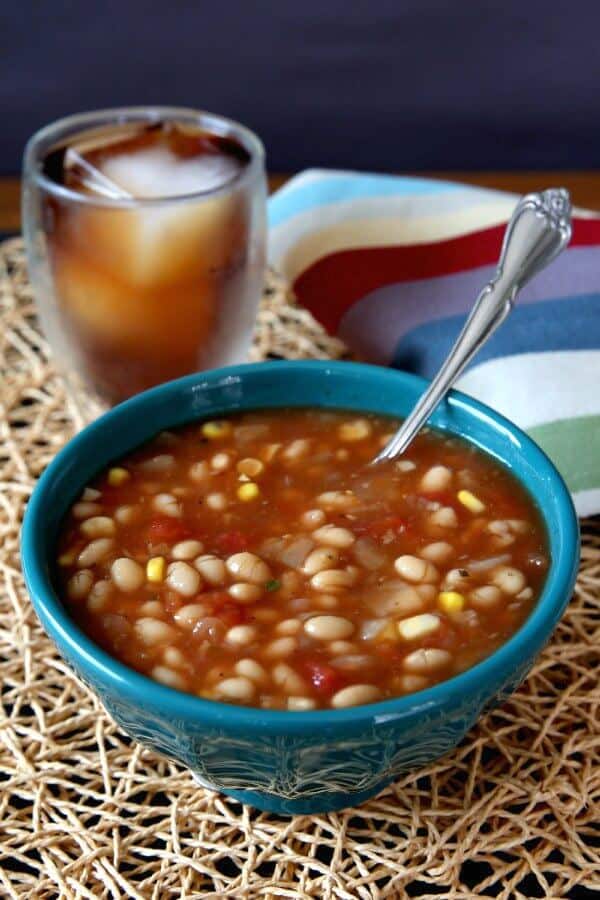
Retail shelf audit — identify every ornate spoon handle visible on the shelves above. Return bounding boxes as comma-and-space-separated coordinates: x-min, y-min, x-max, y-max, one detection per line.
373, 188, 572, 464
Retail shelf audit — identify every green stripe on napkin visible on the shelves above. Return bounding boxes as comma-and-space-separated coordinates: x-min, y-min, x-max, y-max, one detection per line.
528, 415, 600, 493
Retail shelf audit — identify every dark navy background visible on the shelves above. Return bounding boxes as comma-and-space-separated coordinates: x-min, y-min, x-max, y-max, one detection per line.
2, 1, 600, 174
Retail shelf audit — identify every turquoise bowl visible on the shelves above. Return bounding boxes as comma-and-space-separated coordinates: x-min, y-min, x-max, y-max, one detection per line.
21, 361, 579, 815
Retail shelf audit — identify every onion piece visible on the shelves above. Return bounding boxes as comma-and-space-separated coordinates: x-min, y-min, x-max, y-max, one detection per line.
279, 536, 315, 568
466, 553, 511, 573
359, 618, 390, 641
353, 537, 386, 571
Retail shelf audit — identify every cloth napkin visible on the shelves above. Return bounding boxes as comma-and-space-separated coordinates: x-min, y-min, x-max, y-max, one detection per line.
268, 170, 600, 517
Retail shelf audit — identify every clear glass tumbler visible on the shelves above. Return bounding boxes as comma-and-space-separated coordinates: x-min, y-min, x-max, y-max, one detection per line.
22, 107, 267, 405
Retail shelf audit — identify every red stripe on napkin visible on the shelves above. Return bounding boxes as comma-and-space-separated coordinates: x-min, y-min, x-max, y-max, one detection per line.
293, 216, 600, 334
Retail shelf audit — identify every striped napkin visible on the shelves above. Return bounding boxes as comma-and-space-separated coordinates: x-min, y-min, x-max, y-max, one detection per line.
268, 170, 600, 516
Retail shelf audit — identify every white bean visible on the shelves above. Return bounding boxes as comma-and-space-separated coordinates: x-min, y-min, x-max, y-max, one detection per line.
111, 557, 145, 592
304, 615, 354, 641
135, 618, 178, 646
228, 583, 262, 603
72, 501, 102, 519
443, 568, 472, 590
329, 640, 359, 655
469, 585, 502, 609
397, 674, 429, 693
310, 568, 356, 593
338, 419, 372, 441
226, 625, 258, 646
420, 541, 454, 564
396, 459, 416, 472
206, 492, 227, 511
394, 555, 438, 584
77, 538, 114, 568
172, 540, 204, 560
174, 603, 209, 629
194, 554, 227, 585
140, 454, 175, 472
211, 452, 232, 472
153, 493, 181, 517
275, 618, 302, 635
82, 487, 101, 501
403, 648, 452, 674
420, 465, 452, 493
331, 684, 381, 708
67, 569, 94, 600
492, 566, 526, 595
225, 552, 271, 585
189, 461, 210, 482
313, 525, 356, 548
264, 637, 297, 658
215, 677, 255, 702
234, 658, 268, 685
271, 663, 306, 694
115, 505, 137, 525
301, 547, 340, 575
237, 457, 264, 478
283, 439, 310, 461
301, 508, 326, 529
397, 613, 441, 640
288, 697, 317, 711
151, 666, 187, 690
139, 599, 164, 616
429, 506, 458, 528
316, 490, 358, 511
80, 516, 115, 538
163, 647, 187, 669
166, 562, 201, 597
87, 579, 112, 611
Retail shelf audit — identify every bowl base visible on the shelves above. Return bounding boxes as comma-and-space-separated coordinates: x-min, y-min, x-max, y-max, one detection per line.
190, 771, 394, 815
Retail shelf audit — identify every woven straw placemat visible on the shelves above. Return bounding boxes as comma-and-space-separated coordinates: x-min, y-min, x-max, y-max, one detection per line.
0, 236, 598, 899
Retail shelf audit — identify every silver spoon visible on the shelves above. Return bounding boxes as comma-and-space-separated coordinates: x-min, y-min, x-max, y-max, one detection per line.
373, 188, 572, 464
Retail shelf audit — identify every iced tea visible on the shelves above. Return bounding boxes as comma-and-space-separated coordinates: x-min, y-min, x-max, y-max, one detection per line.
23, 110, 266, 403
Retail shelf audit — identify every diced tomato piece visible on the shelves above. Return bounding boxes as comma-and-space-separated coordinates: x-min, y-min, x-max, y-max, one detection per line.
303, 661, 344, 696
147, 517, 192, 543
214, 531, 249, 554
217, 602, 248, 628
365, 516, 409, 541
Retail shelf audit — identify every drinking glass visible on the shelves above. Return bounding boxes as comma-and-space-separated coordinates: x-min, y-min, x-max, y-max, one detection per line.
22, 107, 267, 405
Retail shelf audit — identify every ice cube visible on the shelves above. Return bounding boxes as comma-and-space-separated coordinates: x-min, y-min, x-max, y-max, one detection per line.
100, 145, 240, 198
70, 186, 247, 287
65, 147, 132, 200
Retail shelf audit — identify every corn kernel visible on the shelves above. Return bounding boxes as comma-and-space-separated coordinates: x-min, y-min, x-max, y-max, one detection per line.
237, 482, 260, 502
146, 556, 166, 583
58, 550, 76, 566
438, 591, 465, 614
457, 489, 486, 514
108, 467, 130, 486
201, 420, 232, 440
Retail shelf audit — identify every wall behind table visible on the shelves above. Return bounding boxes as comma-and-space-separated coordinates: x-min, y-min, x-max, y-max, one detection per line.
2, 0, 600, 175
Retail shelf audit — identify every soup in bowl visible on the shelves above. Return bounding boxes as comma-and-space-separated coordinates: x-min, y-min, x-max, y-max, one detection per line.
21, 362, 579, 814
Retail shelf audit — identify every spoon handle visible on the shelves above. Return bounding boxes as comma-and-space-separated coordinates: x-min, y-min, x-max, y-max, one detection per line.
373, 188, 572, 463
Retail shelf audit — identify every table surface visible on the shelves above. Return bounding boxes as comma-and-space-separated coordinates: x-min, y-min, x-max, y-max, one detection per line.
3, 171, 600, 231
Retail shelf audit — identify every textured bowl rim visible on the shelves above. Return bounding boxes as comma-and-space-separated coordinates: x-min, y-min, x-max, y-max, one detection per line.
21, 361, 580, 734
